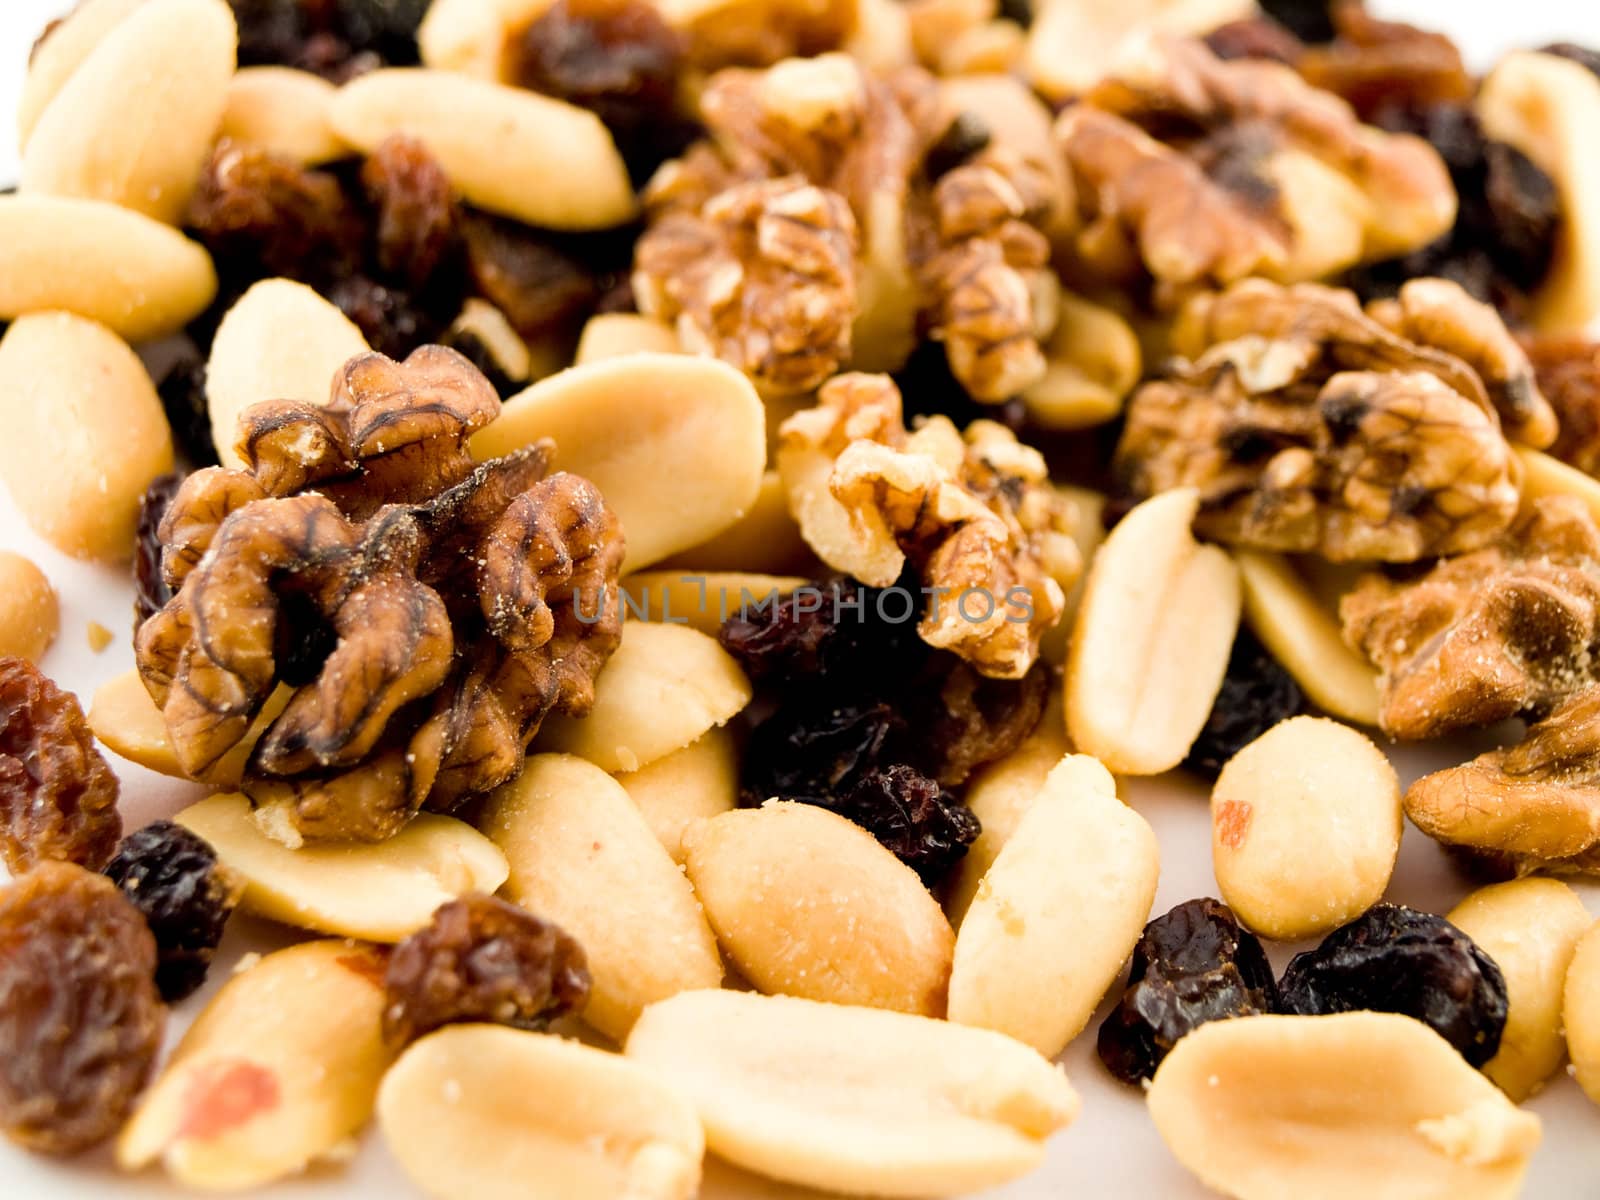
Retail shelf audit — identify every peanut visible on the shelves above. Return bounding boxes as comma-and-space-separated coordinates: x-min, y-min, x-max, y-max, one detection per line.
450, 298, 535, 386
89, 671, 290, 788
1148, 1012, 1542, 1200
472, 354, 767, 571
174, 792, 509, 942
535, 621, 752, 773
575, 313, 683, 364
683, 801, 954, 1016
329, 68, 636, 230
0, 311, 173, 562
1066, 487, 1241, 774
614, 727, 739, 864
117, 940, 394, 1189
948, 753, 1157, 1056
1447, 878, 1592, 1101
480, 753, 723, 1039
1565, 920, 1600, 1105
625, 988, 1080, 1198
21, 0, 236, 224
621, 571, 809, 638
218, 67, 349, 165
657, 470, 816, 576
1211, 716, 1401, 941
206, 278, 371, 467
1021, 292, 1142, 430
378, 1025, 704, 1200
17, 0, 146, 150
0, 195, 217, 340
0, 552, 58, 663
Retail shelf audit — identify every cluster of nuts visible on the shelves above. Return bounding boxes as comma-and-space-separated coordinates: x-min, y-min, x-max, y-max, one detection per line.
3, 2, 1600, 1200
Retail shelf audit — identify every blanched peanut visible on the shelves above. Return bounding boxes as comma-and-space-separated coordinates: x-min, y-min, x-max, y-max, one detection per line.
219, 67, 349, 165
0, 195, 217, 340
22, 0, 236, 224
90, 672, 290, 788
17, 0, 146, 149
1066, 487, 1240, 774
379, 1025, 704, 1200
329, 69, 636, 230
1516, 444, 1600, 527
1212, 716, 1401, 940
0, 552, 57, 662
615, 727, 738, 864
683, 802, 954, 1016
1021, 293, 1141, 430
481, 754, 723, 1039
536, 621, 752, 773
575, 313, 683, 364
948, 754, 1157, 1057
1148, 1012, 1542, 1200
450, 298, 535, 386
1447, 878, 1592, 1101
625, 989, 1080, 1198
621, 571, 809, 638
207, 278, 370, 467
657, 470, 816, 576
1565, 921, 1600, 1105
174, 792, 509, 942
117, 940, 394, 1189
418, 0, 552, 79
1235, 549, 1381, 726
473, 354, 767, 571
0, 312, 173, 562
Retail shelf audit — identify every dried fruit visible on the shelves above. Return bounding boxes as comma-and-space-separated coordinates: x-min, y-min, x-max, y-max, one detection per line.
0, 861, 165, 1155
0, 657, 121, 874
104, 821, 242, 1002
1183, 629, 1305, 779
1278, 903, 1509, 1068
156, 358, 217, 469
827, 765, 979, 886
361, 133, 462, 294
326, 272, 445, 359
382, 892, 591, 1047
230, 0, 428, 80
133, 473, 184, 629
1096, 898, 1276, 1085
460, 211, 600, 344
1259, 0, 1332, 43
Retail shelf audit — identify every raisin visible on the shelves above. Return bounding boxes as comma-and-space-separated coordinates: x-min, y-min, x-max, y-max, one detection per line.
134, 473, 184, 630
0, 659, 120, 874
157, 356, 218, 469
1205, 17, 1305, 65
1183, 628, 1304, 779
994, 0, 1032, 29
230, 0, 425, 79
925, 112, 993, 181
328, 0, 430, 64
719, 578, 925, 689
830, 764, 979, 885
1257, 0, 1333, 44
1277, 903, 1509, 1068
382, 892, 590, 1047
361, 134, 463, 294
104, 823, 241, 1003
461, 211, 601, 344
911, 659, 1048, 787
0, 862, 165, 1154
326, 273, 444, 359
1484, 140, 1560, 292
1097, 898, 1276, 1085
741, 696, 904, 810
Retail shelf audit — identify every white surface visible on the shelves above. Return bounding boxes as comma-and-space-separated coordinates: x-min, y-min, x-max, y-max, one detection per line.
1, 1, 1599, 1197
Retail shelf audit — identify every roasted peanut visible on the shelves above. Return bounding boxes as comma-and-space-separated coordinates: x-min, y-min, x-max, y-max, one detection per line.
21, 0, 236, 224
0, 195, 216, 340
948, 753, 1158, 1057
206, 278, 371, 467
535, 621, 752, 773
1027, 0, 1253, 100
657, 471, 816, 576
0, 552, 58, 663
1149, 1012, 1541, 1200
16, 0, 146, 149
575, 314, 683, 365
621, 572, 809, 638
625, 989, 1080, 1198
1066, 487, 1241, 774
473, 354, 768, 572
117, 940, 394, 1189
1447, 878, 1592, 1101
218, 67, 349, 165
1020, 292, 1141, 430
329, 69, 636, 231
614, 727, 738, 864
0, 311, 173, 562
1211, 716, 1401, 941
378, 1025, 704, 1200
1565, 920, 1600, 1105
174, 792, 509, 942
683, 802, 954, 1016
481, 753, 723, 1039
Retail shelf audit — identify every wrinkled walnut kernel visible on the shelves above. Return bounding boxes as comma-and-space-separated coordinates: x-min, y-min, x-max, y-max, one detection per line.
1295, 2, 1473, 123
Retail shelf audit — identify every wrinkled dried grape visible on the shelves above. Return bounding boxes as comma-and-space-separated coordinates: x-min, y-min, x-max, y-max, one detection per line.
742, 696, 904, 810
0, 861, 165, 1155
719, 577, 925, 689
327, 273, 444, 359
104, 822, 241, 1003
0, 658, 120, 875
461, 213, 602, 344
1278, 903, 1508, 1068
134, 473, 185, 630
1183, 628, 1304, 779
831, 764, 979, 885
915, 659, 1049, 787
1257, 0, 1333, 44
230, 0, 426, 79
157, 356, 217, 469
362, 135, 462, 294
1484, 140, 1561, 292
382, 893, 590, 1048
1097, 898, 1277, 1085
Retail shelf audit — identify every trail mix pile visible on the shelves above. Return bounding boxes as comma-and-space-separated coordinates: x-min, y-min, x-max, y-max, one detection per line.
3, 0, 1600, 1197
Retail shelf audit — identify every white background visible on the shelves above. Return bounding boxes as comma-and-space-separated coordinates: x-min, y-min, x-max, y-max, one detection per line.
1, 1, 1599, 1197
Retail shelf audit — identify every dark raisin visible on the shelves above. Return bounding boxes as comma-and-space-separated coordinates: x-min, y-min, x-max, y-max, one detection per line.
994, 0, 1032, 29
1183, 629, 1304, 779
1257, 0, 1333, 44
326, 273, 443, 358
0, 658, 121, 874
829, 764, 979, 885
910, 658, 1048, 787
925, 112, 992, 181
1484, 140, 1560, 292
328, 0, 430, 64
230, 0, 425, 78
461, 211, 601, 344
1205, 17, 1305, 64
156, 356, 218, 468
382, 892, 590, 1047
0, 861, 165, 1154
742, 695, 905, 810
104, 822, 241, 1003
1097, 898, 1277, 1085
361, 134, 463, 295
1540, 42, 1600, 82
134, 473, 185, 629
1278, 903, 1509, 1068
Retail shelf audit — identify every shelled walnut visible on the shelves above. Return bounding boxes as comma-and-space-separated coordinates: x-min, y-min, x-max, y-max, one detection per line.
1115, 278, 1523, 561
135, 347, 624, 844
